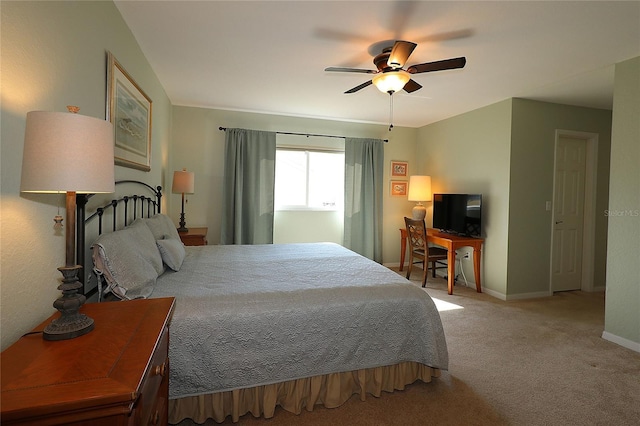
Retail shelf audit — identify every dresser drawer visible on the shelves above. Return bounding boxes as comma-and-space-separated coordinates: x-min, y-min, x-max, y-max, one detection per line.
133, 325, 170, 426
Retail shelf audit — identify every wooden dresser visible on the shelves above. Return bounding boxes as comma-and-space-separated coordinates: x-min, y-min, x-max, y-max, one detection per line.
178, 227, 208, 246
1, 297, 175, 426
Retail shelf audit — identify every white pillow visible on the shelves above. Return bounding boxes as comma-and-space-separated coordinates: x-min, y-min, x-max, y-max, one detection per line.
144, 214, 182, 241
92, 219, 164, 299
157, 238, 186, 271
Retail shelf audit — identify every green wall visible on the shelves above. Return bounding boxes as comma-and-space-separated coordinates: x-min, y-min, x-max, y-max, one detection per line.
170, 105, 418, 263
508, 99, 612, 296
417, 100, 513, 296
604, 56, 640, 350
417, 98, 613, 299
1, 1, 172, 350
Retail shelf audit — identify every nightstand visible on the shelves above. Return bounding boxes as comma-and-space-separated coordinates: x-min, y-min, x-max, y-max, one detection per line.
179, 227, 208, 246
1, 298, 175, 426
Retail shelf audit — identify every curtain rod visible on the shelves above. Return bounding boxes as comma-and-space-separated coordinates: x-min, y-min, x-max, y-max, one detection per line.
218, 127, 388, 143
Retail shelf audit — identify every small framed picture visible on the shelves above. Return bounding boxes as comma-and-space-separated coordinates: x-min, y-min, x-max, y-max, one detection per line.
391, 160, 408, 177
390, 180, 408, 197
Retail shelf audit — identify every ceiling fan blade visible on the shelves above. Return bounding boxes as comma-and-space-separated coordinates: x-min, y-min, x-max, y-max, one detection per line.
345, 80, 373, 94
403, 79, 422, 93
388, 40, 417, 69
388, 1, 418, 39
407, 57, 466, 74
314, 28, 370, 43
337, 51, 376, 69
325, 67, 377, 74
414, 29, 474, 44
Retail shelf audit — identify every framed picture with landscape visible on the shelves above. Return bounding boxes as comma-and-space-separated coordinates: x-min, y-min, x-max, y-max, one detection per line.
107, 51, 153, 171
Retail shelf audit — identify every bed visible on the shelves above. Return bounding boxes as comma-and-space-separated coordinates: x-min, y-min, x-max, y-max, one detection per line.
78, 181, 448, 424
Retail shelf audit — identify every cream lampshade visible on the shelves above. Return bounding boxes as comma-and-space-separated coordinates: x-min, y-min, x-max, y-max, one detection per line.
408, 175, 432, 221
172, 168, 195, 232
21, 110, 114, 194
20, 106, 114, 341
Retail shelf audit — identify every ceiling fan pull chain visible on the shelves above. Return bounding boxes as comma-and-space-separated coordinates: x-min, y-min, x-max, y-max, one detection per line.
389, 92, 394, 132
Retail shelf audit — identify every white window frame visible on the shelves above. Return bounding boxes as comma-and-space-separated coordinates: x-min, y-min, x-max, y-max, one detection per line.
275, 147, 344, 212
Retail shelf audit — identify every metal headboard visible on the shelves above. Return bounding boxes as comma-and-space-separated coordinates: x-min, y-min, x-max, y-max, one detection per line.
76, 180, 163, 299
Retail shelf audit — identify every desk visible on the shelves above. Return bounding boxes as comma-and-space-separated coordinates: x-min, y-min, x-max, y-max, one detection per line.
400, 228, 484, 295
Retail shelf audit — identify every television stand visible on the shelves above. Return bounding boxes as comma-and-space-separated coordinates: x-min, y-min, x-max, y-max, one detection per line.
400, 228, 484, 295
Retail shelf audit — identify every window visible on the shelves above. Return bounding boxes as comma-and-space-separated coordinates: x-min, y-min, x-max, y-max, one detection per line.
275, 149, 344, 210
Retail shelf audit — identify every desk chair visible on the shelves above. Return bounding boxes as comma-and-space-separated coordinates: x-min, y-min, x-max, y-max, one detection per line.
404, 217, 448, 287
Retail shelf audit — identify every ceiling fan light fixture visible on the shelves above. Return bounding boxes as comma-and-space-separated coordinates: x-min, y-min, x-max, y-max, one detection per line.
372, 70, 410, 94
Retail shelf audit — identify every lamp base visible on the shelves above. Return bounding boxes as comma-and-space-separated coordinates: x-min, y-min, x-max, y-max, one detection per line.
43, 313, 94, 341
43, 265, 94, 341
178, 211, 188, 233
412, 204, 427, 221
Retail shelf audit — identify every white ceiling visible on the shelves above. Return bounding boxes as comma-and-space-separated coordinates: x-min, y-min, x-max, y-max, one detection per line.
114, 1, 640, 128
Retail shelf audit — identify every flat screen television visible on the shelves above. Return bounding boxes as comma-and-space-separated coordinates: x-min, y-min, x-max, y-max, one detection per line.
432, 194, 482, 237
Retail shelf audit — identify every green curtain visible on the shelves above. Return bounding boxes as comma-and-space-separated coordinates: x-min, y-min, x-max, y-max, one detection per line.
221, 128, 276, 244
344, 138, 384, 262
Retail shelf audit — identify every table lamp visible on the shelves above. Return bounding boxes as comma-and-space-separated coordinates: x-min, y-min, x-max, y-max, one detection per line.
172, 168, 195, 233
408, 175, 432, 221
20, 106, 114, 341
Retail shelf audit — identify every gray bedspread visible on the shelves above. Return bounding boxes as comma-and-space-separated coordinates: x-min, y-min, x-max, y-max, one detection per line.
149, 242, 448, 399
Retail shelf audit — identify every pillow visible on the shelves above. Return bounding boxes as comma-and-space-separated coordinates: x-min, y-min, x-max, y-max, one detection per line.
157, 238, 186, 271
144, 214, 182, 241
91, 219, 164, 299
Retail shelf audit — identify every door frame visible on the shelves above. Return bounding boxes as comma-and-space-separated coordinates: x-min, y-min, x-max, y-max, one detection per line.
550, 130, 599, 292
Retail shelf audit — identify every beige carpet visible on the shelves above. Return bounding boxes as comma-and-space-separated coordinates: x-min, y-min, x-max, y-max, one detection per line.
177, 269, 640, 425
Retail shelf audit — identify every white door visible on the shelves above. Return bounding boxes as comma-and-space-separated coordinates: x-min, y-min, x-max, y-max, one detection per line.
551, 136, 586, 292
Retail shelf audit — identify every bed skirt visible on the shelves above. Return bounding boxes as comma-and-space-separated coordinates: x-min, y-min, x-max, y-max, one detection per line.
169, 361, 440, 424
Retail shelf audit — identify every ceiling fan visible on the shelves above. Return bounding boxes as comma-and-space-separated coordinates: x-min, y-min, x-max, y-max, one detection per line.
325, 40, 466, 95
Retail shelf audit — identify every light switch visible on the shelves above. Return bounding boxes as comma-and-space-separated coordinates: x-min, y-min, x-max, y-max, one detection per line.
545, 201, 552, 211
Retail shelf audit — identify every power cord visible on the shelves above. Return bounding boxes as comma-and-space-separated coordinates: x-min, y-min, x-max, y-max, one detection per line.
456, 251, 470, 287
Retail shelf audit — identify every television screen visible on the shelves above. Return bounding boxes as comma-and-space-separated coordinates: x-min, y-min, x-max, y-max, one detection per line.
432, 194, 482, 237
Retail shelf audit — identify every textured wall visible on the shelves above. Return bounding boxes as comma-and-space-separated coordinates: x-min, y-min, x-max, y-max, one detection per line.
604, 56, 640, 350
0, 1, 172, 350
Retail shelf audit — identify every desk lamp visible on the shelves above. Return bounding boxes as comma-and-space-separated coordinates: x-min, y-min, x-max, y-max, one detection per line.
408, 175, 432, 221
20, 106, 114, 340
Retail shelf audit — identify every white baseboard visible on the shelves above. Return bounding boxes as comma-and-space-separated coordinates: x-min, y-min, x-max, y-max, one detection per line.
505, 290, 553, 301
602, 331, 640, 353
481, 287, 506, 300
482, 287, 553, 301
